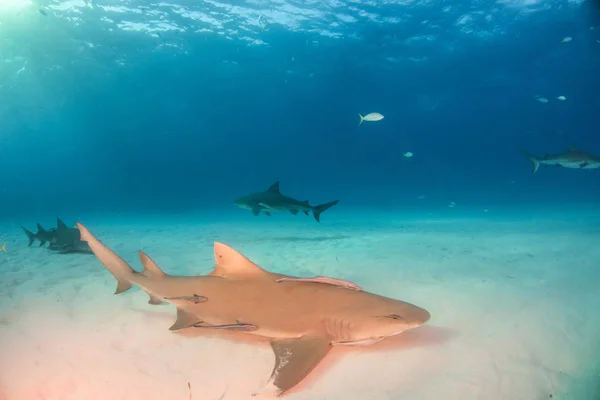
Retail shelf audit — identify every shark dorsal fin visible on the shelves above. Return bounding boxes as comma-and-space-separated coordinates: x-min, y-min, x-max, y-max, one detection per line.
569, 144, 578, 151
56, 217, 68, 231
266, 181, 281, 194
138, 251, 167, 278
37, 223, 46, 233
211, 242, 268, 279
301, 200, 309, 206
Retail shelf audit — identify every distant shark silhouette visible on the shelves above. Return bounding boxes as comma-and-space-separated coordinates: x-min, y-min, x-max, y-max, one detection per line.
234, 181, 340, 222
523, 145, 600, 173
77, 222, 430, 397
48, 218, 93, 254
23, 218, 93, 254
21, 223, 57, 246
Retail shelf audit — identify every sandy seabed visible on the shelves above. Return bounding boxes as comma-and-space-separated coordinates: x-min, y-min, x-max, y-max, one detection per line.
1, 210, 599, 400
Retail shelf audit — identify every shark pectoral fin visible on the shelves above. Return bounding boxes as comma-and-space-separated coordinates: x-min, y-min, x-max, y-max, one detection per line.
255, 335, 331, 397
276, 276, 362, 291
169, 308, 202, 331
252, 206, 262, 216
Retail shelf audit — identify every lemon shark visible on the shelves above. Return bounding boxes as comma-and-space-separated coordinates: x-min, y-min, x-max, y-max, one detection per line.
234, 181, 340, 222
523, 145, 600, 173
21, 223, 57, 246
77, 222, 431, 397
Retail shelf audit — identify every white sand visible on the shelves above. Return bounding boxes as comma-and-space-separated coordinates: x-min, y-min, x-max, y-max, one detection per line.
1, 212, 600, 400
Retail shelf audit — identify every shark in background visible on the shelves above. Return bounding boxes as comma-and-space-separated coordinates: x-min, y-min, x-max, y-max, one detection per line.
522, 145, 600, 173
21, 218, 93, 254
234, 181, 339, 222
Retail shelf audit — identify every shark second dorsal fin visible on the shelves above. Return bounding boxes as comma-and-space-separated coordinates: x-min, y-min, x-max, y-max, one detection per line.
266, 181, 281, 193
138, 251, 167, 278
211, 242, 268, 279
36, 223, 46, 233
56, 217, 68, 231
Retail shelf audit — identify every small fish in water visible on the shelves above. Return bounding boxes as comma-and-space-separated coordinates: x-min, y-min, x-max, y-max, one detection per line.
358, 112, 384, 125
0, 243, 6, 253
561, 36, 572, 43
536, 96, 548, 103
556, 96, 567, 101
38, 9, 48, 16
403, 152, 414, 158
448, 201, 456, 208
164, 294, 207, 304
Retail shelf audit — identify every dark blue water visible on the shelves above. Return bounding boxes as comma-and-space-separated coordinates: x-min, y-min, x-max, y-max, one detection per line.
1, 0, 599, 220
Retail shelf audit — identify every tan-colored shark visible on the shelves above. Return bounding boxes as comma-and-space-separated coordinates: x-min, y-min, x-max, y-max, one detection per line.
77, 222, 430, 397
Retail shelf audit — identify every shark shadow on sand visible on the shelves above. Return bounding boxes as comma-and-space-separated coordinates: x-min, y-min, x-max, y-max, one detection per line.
77, 222, 431, 397
22, 218, 93, 254
234, 181, 340, 222
522, 145, 600, 174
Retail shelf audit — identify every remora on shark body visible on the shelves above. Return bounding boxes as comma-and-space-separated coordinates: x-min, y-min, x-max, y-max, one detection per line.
234, 181, 339, 222
77, 222, 430, 397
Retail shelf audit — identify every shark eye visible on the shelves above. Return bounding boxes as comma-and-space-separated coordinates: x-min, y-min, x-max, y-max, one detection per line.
387, 314, 405, 320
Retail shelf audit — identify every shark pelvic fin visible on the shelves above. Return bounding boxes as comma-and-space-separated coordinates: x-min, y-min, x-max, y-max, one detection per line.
266, 181, 281, 193
169, 308, 202, 331
211, 242, 269, 279
138, 251, 167, 278
145, 290, 165, 305
254, 335, 331, 397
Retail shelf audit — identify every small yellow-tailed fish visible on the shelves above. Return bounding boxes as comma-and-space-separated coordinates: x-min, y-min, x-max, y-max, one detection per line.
358, 112, 384, 126
0, 243, 6, 253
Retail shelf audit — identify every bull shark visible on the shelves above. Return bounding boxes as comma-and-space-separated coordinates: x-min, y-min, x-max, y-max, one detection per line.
21, 223, 57, 246
523, 145, 600, 173
77, 222, 431, 397
234, 181, 340, 222
47, 217, 93, 254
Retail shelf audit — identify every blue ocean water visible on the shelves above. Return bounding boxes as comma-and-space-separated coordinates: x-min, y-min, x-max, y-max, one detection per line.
1, 1, 600, 399
1, 0, 599, 219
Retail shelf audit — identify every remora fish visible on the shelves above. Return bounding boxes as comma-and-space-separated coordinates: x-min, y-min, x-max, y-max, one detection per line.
77, 222, 430, 397
523, 145, 600, 173
233, 181, 339, 222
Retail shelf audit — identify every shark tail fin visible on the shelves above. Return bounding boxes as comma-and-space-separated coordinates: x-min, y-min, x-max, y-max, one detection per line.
21, 225, 35, 246
0, 243, 6, 253
358, 113, 365, 126
312, 200, 340, 222
76, 222, 135, 295
522, 150, 540, 174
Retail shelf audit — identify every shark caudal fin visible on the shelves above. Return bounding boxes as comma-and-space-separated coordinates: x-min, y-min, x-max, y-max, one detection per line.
312, 200, 339, 222
76, 222, 135, 294
522, 150, 540, 174
21, 225, 35, 246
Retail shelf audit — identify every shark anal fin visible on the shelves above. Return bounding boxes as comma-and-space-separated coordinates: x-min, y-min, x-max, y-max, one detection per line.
169, 308, 202, 331
255, 335, 331, 397
302, 210, 309, 216
276, 276, 362, 291
265, 211, 271, 216
39, 241, 46, 247
192, 322, 258, 332
138, 251, 167, 278
289, 210, 299, 215
143, 289, 166, 305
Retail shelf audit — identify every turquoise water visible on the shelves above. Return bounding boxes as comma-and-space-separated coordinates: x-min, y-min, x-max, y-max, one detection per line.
1, 0, 600, 398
